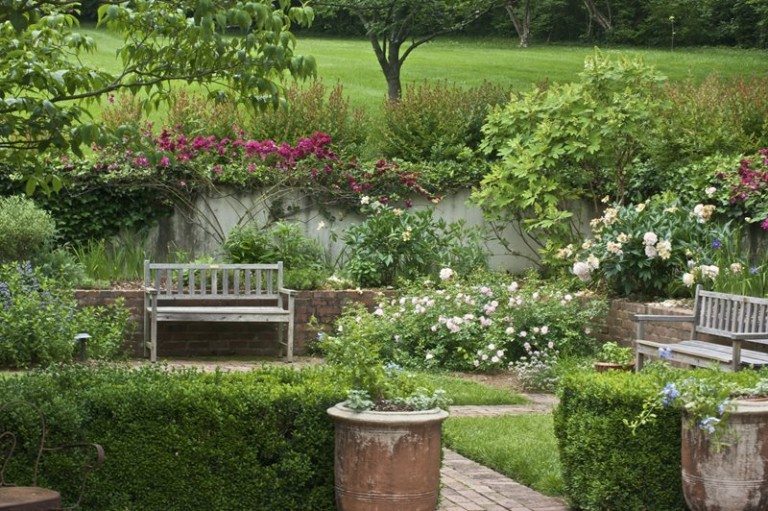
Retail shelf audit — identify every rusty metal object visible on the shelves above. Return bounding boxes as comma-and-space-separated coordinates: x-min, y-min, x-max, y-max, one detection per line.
593, 362, 633, 373
682, 398, 768, 511
0, 486, 61, 510
327, 403, 448, 511
1, 402, 105, 510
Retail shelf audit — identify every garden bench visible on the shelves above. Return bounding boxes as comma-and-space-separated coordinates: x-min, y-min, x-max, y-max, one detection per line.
143, 261, 296, 363
634, 287, 768, 371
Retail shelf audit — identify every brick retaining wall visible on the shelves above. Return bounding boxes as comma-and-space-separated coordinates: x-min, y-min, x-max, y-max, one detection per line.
75, 289, 390, 358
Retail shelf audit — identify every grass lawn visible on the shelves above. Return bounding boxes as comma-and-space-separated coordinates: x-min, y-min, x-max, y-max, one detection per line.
77, 26, 768, 116
412, 372, 526, 406
444, 414, 564, 496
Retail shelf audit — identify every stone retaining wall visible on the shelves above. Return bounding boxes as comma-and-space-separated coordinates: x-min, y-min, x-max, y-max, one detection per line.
75, 289, 390, 358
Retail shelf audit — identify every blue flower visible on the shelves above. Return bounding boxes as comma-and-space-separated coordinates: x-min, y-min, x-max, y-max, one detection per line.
316, 332, 326, 341
0, 281, 10, 310
750, 266, 760, 275
716, 400, 728, 416
660, 383, 680, 407
711, 239, 722, 249
698, 416, 721, 434
658, 346, 673, 360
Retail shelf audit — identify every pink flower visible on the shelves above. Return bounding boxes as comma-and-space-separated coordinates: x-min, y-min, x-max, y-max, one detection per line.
762, 218, 768, 231
159, 156, 170, 168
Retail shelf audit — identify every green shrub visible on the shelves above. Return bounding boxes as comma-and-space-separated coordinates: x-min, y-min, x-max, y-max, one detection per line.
222, 221, 331, 290
378, 81, 509, 162
0, 263, 130, 368
653, 76, 768, 172
0, 195, 56, 262
0, 365, 343, 510
342, 202, 487, 287
248, 81, 368, 151
554, 368, 763, 511
474, 54, 664, 248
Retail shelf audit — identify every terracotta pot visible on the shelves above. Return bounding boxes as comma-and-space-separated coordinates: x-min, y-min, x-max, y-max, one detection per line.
593, 362, 634, 373
327, 403, 449, 511
682, 398, 768, 511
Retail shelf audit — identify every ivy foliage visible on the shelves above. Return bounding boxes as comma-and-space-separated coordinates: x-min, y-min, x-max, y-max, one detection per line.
473, 53, 665, 246
0, 0, 316, 193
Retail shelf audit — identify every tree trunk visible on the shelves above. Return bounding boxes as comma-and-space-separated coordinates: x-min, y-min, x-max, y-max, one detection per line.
583, 0, 612, 32
505, 0, 532, 48
386, 71, 401, 101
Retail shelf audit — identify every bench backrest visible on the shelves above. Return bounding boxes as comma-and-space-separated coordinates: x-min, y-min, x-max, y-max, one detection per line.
144, 261, 283, 300
694, 286, 768, 337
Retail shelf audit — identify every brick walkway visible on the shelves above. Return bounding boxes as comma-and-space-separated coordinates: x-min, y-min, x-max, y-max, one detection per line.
440, 450, 568, 511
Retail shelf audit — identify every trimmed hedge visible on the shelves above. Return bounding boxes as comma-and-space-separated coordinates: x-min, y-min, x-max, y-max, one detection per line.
0, 365, 345, 510
554, 368, 762, 511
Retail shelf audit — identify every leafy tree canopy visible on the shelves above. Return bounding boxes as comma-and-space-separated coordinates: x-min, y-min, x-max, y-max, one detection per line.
0, 0, 316, 193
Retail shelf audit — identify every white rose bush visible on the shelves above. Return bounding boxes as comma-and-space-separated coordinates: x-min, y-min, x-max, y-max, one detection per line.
563, 194, 736, 298
322, 272, 606, 372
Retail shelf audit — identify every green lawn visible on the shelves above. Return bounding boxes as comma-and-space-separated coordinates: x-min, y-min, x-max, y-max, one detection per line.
412, 372, 526, 406
444, 414, 564, 496
77, 27, 768, 115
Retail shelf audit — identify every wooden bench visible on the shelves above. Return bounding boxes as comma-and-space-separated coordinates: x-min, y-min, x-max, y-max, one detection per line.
635, 286, 768, 371
144, 261, 296, 363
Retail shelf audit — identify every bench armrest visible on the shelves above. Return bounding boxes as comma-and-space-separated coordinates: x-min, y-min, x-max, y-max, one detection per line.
279, 287, 298, 297
634, 314, 695, 323
730, 332, 768, 341
144, 286, 158, 295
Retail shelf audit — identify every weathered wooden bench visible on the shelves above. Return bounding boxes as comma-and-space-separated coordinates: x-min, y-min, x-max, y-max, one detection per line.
144, 261, 296, 363
635, 286, 768, 371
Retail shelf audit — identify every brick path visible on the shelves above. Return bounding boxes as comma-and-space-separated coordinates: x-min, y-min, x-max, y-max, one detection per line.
440, 450, 568, 511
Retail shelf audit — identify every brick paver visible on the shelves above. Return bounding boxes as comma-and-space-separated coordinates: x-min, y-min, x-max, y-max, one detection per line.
440, 450, 569, 511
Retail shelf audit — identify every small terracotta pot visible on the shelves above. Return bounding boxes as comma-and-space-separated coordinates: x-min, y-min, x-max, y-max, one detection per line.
682, 397, 768, 511
593, 362, 634, 373
327, 403, 449, 511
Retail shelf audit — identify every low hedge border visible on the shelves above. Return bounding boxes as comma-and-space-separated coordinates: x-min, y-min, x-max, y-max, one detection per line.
553, 367, 762, 511
0, 365, 345, 510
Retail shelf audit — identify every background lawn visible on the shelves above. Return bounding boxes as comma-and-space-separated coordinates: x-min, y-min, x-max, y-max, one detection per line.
412, 372, 527, 406
79, 27, 768, 116
444, 414, 564, 497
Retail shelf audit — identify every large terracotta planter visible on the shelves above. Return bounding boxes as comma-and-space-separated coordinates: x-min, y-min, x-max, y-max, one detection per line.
682, 398, 768, 511
327, 403, 449, 511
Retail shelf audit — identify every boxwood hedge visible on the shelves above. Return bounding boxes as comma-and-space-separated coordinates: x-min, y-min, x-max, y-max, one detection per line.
0, 365, 345, 510
554, 367, 762, 511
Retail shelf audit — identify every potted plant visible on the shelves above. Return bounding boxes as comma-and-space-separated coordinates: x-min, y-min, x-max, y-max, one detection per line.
594, 341, 634, 372
631, 375, 768, 511
321, 308, 450, 511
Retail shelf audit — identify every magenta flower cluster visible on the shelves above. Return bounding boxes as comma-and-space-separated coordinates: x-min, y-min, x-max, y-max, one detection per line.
152, 130, 337, 168
723, 148, 768, 230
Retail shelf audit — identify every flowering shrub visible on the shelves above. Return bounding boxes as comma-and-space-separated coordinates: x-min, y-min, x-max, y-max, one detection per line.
0, 195, 56, 263
564, 194, 733, 298
509, 342, 560, 391
0, 263, 130, 367
708, 148, 768, 229
328, 272, 606, 371
342, 200, 487, 287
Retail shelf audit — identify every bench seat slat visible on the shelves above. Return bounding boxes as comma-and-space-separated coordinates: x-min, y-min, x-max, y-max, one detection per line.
636, 339, 768, 367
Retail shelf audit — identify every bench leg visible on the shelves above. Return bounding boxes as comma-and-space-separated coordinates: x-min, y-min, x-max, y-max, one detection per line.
635, 350, 645, 372
287, 295, 295, 363
278, 323, 284, 357
143, 304, 149, 358
150, 315, 158, 363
